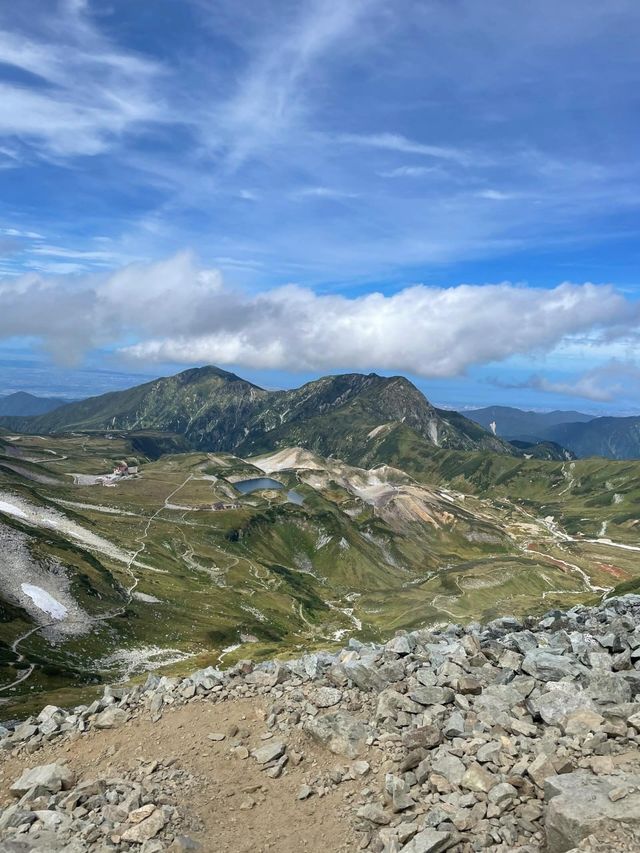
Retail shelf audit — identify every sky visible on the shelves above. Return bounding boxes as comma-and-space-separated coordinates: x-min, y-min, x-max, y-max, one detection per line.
1, 0, 640, 413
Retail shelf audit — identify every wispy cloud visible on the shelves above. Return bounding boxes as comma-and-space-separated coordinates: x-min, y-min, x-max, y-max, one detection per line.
209, 0, 377, 167
379, 165, 443, 178
518, 361, 640, 402
338, 133, 480, 166
0, 2, 165, 159
293, 186, 359, 200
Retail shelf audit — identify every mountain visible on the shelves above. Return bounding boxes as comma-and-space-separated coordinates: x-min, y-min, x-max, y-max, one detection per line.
0, 366, 514, 461
542, 416, 640, 460
466, 406, 640, 460
507, 439, 576, 461
465, 405, 594, 441
0, 391, 70, 417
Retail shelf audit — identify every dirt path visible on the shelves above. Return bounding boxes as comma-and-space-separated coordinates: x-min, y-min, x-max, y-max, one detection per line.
0, 475, 195, 694
0, 697, 360, 853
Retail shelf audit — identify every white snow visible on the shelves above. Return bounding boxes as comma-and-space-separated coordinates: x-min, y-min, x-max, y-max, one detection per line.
21, 584, 68, 619
0, 500, 28, 519
132, 592, 161, 603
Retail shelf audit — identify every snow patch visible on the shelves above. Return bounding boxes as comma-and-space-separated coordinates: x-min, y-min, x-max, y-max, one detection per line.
0, 500, 28, 519
132, 592, 161, 604
20, 584, 67, 620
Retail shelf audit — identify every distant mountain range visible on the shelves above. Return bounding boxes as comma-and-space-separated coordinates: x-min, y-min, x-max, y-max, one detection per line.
0, 391, 70, 417
466, 405, 640, 460
0, 366, 515, 465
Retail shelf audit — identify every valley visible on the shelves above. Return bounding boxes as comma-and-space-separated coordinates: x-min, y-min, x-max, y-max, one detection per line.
1, 426, 639, 719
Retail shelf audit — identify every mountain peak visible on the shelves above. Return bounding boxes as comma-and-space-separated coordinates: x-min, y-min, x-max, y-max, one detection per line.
174, 365, 263, 389
0, 366, 511, 459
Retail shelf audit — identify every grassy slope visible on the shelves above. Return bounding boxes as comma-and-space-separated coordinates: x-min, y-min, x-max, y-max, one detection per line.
0, 430, 639, 715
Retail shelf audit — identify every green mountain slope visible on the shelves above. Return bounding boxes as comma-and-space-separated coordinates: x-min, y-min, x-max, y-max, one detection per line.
542, 416, 640, 460
2, 430, 640, 716
0, 367, 513, 460
465, 405, 594, 440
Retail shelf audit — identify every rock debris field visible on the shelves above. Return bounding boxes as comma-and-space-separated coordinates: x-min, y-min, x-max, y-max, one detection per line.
4, 597, 640, 851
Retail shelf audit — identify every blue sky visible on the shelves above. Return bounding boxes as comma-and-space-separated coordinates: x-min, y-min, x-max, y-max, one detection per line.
1, 0, 640, 412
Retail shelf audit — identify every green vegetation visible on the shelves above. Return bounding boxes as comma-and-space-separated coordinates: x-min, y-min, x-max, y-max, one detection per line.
0, 424, 638, 717
0, 366, 513, 459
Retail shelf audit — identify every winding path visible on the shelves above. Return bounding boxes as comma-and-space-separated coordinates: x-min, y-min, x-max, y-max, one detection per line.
0, 475, 194, 695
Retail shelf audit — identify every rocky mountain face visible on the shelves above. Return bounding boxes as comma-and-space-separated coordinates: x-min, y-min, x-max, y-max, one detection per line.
3, 595, 640, 852
0, 367, 512, 463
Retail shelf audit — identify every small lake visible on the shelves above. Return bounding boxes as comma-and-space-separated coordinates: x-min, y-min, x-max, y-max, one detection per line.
233, 477, 304, 505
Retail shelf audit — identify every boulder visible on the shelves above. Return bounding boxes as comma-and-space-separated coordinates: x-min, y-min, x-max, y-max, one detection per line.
94, 707, 128, 729
522, 650, 580, 682
400, 828, 456, 852
312, 687, 342, 708
544, 771, 640, 853
10, 764, 75, 796
304, 711, 372, 758
527, 682, 596, 726
121, 806, 166, 843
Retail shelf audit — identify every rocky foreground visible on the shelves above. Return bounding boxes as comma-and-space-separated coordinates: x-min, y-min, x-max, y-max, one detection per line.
4, 598, 640, 852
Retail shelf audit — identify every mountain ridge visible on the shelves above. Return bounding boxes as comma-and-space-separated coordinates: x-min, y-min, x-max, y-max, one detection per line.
0, 366, 514, 462
0, 391, 71, 417
466, 405, 640, 459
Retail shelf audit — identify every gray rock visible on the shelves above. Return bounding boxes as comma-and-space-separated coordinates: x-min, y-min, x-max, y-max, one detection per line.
385, 773, 415, 812
297, 784, 314, 800
431, 750, 465, 785
386, 635, 414, 655
10, 764, 75, 796
304, 711, 372, 758
312, 687, 343, 708
545, 771, 640, 853
409, 686, 454, 706
586, 671, 632, 705
522, 650, 579, 682
94, 707, 128, 729
400, 828, 456, 852
527, 682, 596, 726
357, 803, 392, 825
343, 660, 388, 692
252, 741, 286, 764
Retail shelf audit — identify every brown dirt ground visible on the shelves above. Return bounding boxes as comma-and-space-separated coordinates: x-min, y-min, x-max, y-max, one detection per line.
0, 696, 368, 853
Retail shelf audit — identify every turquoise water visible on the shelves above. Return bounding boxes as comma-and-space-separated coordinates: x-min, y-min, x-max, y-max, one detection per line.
234, 477, 304, 504
234, 477, 283, 494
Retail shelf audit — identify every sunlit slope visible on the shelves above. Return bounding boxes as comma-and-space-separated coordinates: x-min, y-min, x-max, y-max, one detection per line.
0, 366, 513, 459
0, 432, 638, 716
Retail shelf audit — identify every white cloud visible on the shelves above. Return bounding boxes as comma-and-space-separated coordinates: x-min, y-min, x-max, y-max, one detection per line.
210, 0, 376, 166
476, 189, 515, 200
293, 186, 359, 199
0, 252, 637, 381
527, 361, 640, 402
380, 165, 443, 178
339, 133, 480, 166
0, 4, 165, 158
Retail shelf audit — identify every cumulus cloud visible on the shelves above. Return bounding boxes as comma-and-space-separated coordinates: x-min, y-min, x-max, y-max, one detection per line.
1, 252, 638, 378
